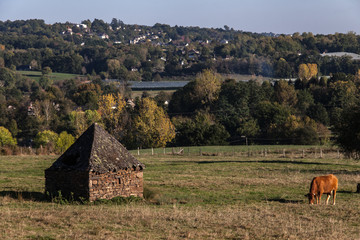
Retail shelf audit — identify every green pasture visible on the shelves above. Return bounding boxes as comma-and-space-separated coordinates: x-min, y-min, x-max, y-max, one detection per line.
0, 147, 359, 239
17, 70, 80, 82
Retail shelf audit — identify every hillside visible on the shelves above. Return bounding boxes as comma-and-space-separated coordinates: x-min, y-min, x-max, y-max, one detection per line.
1, 19, 360, 82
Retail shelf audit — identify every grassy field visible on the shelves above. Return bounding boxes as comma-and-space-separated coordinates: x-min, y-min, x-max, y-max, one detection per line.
0, 148, 359, 239
17, 71, 80, 82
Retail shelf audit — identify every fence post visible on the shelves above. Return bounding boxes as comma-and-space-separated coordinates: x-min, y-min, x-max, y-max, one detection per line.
320, 149, 323, 158
137, 147, 140, 156
337, 149, 340, 159
283, 149, 286, 157
199, 148, 202, 156
163, 148, 166, 155
302, 149, 305, 158
152, 148, 154, 155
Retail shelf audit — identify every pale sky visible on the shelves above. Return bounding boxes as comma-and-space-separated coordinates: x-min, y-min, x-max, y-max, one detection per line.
0, 0, 359, 34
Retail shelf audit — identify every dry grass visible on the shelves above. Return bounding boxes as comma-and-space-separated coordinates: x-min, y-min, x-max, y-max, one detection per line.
0, 153, 359, 239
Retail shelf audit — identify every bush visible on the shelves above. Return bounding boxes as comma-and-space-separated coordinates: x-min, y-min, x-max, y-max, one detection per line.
55, 131, 75, 154
34, 130, 59, 151
0, 126, 17, 147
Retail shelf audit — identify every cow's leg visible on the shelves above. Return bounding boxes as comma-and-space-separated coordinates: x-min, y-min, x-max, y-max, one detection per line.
318, 193, 322, 204
332, 190, 336, 205
325, 194, 330, 204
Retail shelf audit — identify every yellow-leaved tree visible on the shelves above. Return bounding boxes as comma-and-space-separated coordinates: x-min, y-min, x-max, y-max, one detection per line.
193, 69, 222, 105
307, 63, 318, 80
98, 93, 127, 138
69, 109, 102, 137
298, 63, 318, 81
134, 98, 175, 148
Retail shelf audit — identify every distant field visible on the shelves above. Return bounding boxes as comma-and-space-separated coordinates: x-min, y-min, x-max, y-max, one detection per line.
17, 70, 80, 82
131, 89, 175, 99
0, 146, 359, 239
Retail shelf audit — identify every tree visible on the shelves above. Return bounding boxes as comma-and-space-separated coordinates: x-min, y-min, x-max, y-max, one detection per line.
0, 67, 16, 88
306, 103, 329, 125
34, 130, 58, 151
298, 63, 318, 81
42, 66, 52, 75
334, 105, 360, 158
55, 131, 75, 154
173, 112, 229, 146
0, 126, 17, 147
253, 101, 291, 141
69, 110, 87, 137
193, 69, 222, 106
107, 59, 121, 78
133, 98, 175, 148
273, 80, 297, 107
275, 58, 292, 78
97, 93, 126, 138
72, 83, 102, 110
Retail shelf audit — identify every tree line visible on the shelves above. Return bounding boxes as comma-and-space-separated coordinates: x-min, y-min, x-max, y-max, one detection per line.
1, 65, 360, 157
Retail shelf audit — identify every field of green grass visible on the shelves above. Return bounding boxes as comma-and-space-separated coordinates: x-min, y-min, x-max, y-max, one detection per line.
0, 147, 359, 239
17, 70, 80, 82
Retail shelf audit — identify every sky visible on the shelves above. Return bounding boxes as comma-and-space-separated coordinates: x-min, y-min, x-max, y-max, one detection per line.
0, 0, 359, 35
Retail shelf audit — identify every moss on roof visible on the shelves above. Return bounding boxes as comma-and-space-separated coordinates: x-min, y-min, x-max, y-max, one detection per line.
46, 123, 145, 173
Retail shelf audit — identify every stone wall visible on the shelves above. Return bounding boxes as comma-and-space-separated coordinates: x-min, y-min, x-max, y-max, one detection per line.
89, 168, 143, 201
45, 170, 89, 200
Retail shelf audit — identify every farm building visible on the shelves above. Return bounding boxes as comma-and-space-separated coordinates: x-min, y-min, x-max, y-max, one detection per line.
45, 123, 145, 201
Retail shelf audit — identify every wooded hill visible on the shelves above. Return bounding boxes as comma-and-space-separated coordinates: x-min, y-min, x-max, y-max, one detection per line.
1, 19, 360, 80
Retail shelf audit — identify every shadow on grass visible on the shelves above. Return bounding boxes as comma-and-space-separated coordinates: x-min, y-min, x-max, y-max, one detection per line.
195, 160, 333, 165
337, 190, 355, 194
0, 191, 46, 202
266, 198, 304, 204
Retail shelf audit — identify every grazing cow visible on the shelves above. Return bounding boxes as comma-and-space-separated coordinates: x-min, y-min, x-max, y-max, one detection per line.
305, 174, 338, 205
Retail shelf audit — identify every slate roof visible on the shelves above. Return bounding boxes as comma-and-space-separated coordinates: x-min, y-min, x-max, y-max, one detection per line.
46, 123, 144, 173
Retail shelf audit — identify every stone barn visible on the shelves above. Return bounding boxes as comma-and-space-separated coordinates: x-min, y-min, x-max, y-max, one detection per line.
45, 123, 145, 201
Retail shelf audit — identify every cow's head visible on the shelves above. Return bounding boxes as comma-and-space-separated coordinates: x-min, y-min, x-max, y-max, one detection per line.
304, 193, 315, 204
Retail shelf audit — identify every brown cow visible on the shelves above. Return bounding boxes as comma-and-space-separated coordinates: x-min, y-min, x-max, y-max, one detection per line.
305, 174, 338, 205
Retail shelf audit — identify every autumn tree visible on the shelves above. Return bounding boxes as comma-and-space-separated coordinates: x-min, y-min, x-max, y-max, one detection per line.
193, 69, 222, 106
273, 80, 298, 107
69, 109, 101, 137
97, 93, 127, 139
298, 63, 318, 81
0, 126, 17, 147
34, 130, 58, 152
55, 131, 75, 154
133, 98, 175, 148
168, 69, 222, 114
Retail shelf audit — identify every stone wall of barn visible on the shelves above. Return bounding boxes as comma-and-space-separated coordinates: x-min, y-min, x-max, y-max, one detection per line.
45, 170, 89, 200
89, 168, 143, 201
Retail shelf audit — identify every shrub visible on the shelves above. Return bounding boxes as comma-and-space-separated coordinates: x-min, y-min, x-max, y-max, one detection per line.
0, 126, 17, 147
55, 131, 75, 154
34, 130, 59, 152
